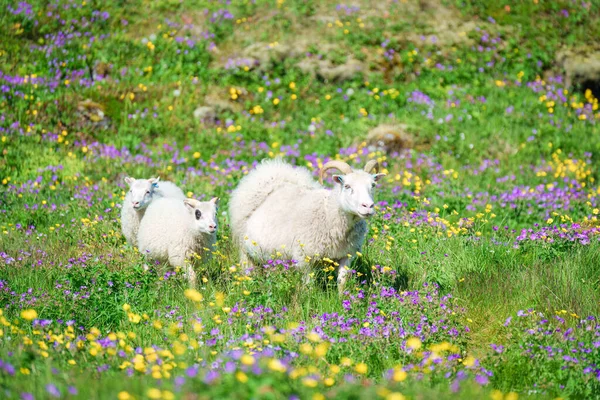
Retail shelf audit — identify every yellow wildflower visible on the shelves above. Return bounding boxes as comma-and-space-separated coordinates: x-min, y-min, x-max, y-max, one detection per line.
505, 393, 519, 400
302, 377, 318, 387
162, 391, 175, 400
236, 371, 248, 383
184, 289, 203, 302
21, 309, 38, 320
117, 392, 131, 400
406, 337, 422, 350
268, 358, 286, 373
490, 390, 503, 400
393, 367, 407, 382
240, 354, 255, 365
147, 388, 161, 399
354, 362, 368, 374
462, 355, 476, 367
387, 393, 406, 400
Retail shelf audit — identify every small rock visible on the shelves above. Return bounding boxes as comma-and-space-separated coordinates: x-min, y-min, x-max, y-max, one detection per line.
297, 57, 363, 83
320, 59, 364, 82
556, 47, 600, 96
193, 106, 217, 124
76, 99, 110, 129
223, 42, 296, 72
364, 124, 415, 154
93, 62, 111, 81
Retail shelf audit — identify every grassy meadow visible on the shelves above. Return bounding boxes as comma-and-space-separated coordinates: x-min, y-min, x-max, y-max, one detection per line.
2, 0, 600, 398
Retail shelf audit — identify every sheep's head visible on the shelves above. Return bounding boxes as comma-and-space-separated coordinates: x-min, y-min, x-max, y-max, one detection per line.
320, 160, 385, 219
124, 176, 159, 210
184, 197, 219, 234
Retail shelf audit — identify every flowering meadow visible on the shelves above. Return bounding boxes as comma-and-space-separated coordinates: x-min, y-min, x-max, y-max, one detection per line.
2, 0, 600, 399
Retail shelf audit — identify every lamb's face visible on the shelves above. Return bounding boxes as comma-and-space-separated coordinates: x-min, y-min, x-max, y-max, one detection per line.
333, 171, 385, 219
125, 177, 158, 210
184, 198, 219, 234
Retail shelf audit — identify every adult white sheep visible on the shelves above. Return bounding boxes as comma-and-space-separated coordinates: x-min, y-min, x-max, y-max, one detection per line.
120, 176, 185, 246
229, 159, 385, 294
137, 197, 219, 285
228, 158, 321, 245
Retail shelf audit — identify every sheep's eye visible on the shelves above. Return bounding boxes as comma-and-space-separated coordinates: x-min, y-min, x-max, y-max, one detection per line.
195, 210, 202, 220
371, 183, 376, 188
146, 191, 150, 194
344, 184, 351, 190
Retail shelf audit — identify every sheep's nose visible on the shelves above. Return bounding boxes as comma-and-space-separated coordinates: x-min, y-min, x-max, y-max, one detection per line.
132, 201, 140, 207
209, 224, 217, 230
362, 202, 374, 209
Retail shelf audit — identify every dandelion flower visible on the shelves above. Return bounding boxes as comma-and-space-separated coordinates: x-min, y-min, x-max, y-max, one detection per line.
302, 377, 318, 387
306, 332, 321, 342
162, 390, 175, 400
20, 309, 38, 321
387, 393, 406, 400
184, 289, 203, 302
268, 359, 286, 372
240, 354, 255, 365
314, 343, 329, 357
236, 371, 248, 383
406, 337, 422, 350
147, 388, 161, 399
462, 355, 476, 367
354, 362, 368, 374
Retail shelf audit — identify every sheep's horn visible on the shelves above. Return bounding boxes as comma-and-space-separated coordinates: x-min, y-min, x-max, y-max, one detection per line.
363, 160, 379, 174
319, 160, 353, 184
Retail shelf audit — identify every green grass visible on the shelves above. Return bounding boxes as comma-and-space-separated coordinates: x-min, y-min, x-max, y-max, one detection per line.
1, 0, 600, 399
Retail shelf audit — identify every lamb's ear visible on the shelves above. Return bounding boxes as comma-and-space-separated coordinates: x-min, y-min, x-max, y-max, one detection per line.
124, 177, 134, 186
373, 173, 386, 182
183, 199, 195, 213
332, 175, 344, 185
210, 197, 219, 205
149, 177, 160, 188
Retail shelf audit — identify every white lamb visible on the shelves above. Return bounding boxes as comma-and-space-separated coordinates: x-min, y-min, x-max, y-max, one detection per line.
229, 159, 385, 293
120, 176, 185, 247
137, 197, 218, 285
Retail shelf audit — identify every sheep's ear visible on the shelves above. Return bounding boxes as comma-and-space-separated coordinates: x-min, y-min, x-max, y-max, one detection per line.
124, 177, 134, 186
333, 175, 344, 185
373, 173, 386, 182
149, 177, 160, 187
210, 197, 219, 205
183, 199, 195, 212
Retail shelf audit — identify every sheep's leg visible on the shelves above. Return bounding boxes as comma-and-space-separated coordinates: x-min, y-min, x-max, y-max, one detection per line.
337, 257, 352, 295
301, 265, 311, 286
184, 265, 197, 287
293, 256, 311, 286
239, 251, 256, 274
168, 252, 185, 269
140, 252, 151, 272
169, 252, 197, 287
